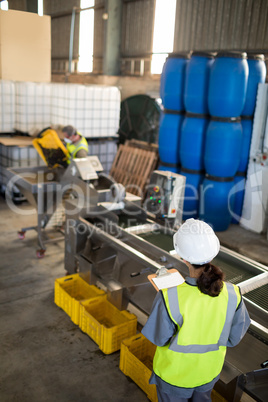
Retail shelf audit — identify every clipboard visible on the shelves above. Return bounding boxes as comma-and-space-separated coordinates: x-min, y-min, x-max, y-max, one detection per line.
148, 269, 185, 291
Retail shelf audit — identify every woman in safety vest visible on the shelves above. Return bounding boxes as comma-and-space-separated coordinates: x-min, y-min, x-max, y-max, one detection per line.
142, 218, 250, 402
62, 125, 89, 163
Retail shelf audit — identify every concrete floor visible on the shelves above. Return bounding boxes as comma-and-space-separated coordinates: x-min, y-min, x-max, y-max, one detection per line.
0, 196, 266, 402
0, 197, 148, 402
216, 225, 268, 267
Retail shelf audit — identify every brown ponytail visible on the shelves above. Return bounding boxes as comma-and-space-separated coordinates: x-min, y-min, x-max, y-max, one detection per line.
193, 263, 224, 297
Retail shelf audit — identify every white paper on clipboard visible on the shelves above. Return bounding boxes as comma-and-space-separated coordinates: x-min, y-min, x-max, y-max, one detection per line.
148, 269, 185, 291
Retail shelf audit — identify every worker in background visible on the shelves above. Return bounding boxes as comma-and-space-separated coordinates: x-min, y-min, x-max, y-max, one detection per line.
142, 218, 250, 402
62, 125, 89, 163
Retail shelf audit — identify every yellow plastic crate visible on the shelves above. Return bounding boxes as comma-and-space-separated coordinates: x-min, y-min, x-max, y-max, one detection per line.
54, 274, 106, 325
120, 335, 227, 402
211, 390, 228, 402
120, 334, 157, 402
79, 297, 137, 354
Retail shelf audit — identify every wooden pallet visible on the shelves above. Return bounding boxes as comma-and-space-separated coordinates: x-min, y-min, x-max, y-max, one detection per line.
110, 140, 159, 197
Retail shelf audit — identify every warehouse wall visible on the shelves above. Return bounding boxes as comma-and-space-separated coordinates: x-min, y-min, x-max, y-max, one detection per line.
8, 0, 80, 65
93, 0, 105, 73
7, 0, 268, 100
121, 0, 155, 57
51, 72, 160, 101
92, 0, 155, 74
51, 0, 267, 70
120, 0, 155, 75
8, 0, 268, 67
173, 0, 268, 52
44, 0, 80, 63
8, 0, 27, 11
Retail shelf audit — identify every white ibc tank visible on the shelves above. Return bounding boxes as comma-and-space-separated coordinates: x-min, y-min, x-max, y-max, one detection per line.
50, 83, 121, 138
0, 80, 15, 133
14, 81, 52, 134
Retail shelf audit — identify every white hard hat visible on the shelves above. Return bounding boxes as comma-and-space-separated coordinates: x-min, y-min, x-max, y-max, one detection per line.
173, 218, 220, 265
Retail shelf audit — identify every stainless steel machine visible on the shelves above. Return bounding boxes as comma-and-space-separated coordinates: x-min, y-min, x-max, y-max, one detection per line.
6, 164, 66, 257
6, 156, 142, 257
64, 196, 268, 401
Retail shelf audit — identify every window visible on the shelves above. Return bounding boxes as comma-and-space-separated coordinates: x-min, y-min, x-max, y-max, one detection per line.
0, 1, 43, 15
0, 1, 8, 10
151, 0, 176, 74
38, 0, 43, 16
78, 0, 95, 73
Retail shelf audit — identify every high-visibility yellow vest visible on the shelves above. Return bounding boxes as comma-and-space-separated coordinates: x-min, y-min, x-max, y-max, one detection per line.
66, 135, 88, 164
153, 282, 241, 388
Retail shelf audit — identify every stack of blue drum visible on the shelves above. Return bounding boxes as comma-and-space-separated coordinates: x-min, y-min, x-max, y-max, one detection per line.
158, 53, 189, 173
158, 51, 266, 231
180, 52, 213, 220
200, 52, 266, 230
201, 52, 248, 230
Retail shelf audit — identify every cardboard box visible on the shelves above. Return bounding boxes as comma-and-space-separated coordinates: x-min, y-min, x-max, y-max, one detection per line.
0, 9, 51, 82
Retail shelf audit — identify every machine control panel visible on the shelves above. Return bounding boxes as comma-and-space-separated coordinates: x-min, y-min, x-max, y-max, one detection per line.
144, 170, 185, 221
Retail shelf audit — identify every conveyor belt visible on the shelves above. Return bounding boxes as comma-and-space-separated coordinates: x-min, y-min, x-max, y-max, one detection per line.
137, 231, 260, 283
212, 256, 257, 284
244, 284, 268, 313
138, 232, 174, 252
118, 215, 147, 228
135, 230, 268, 321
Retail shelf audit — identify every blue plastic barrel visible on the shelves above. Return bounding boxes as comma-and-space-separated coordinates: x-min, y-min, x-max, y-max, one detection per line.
242, 54, 267, 116
231, 174, 246, 224
204, 117, 243, 177
199, 175, 235, 231
238, 117, 253, 173
184, 52, 214, 114
180, 113, 209, 171
180, 168, 204, 220
158, 164, 180, 174
158, 111, 184, 165
208, 52, 248, 117
160, 53, 189, 111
